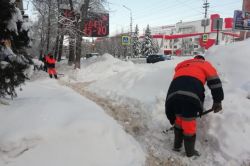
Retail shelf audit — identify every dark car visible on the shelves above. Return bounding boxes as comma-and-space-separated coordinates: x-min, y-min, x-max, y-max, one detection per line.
86, 53, 99, 58
146, 54, 170, 63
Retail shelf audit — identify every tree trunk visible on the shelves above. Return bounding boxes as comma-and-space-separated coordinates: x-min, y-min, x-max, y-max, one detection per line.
40, 25, 44, 58
75, 0, 90, 69
68, 35, 75, 65
75, 29, 81, 69
58, 34, 64, 61
40, 16, 46, 57
54, 35, 59, 59
46, 0, 51, 52
54, 0, 61, 59
68, 0, 75, 66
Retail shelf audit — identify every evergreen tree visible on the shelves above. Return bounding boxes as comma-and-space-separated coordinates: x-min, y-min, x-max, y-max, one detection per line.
141, 24, 158, 56
0, 0, 31, 98
132, 24, 141, 57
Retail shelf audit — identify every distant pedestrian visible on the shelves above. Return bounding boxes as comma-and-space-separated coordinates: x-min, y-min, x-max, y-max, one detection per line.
33, 58, 44, 71
46, 53, 58, 79
42, 53, 49, 72
165, 55, 224, 157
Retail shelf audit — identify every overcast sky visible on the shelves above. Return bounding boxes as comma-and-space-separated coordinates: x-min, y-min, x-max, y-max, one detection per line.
106, 0, 242, 35
24, 0, 242, 36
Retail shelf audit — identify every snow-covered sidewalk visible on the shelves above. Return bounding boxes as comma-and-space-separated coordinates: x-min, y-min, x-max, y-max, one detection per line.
0, 79, 145, 166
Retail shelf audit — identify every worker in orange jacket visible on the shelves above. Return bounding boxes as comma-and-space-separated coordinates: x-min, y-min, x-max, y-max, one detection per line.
46, 53, 58, 79
165, 55, 224, 157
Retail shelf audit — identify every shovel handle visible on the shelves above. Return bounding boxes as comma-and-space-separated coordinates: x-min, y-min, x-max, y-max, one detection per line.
201, 108, 214, 116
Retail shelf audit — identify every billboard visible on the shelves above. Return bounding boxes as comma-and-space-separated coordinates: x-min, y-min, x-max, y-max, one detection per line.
233, 10, 250, 31
83, 12, 109, 37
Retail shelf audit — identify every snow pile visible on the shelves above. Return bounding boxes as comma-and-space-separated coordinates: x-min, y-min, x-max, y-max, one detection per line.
32, 58, 44, 67
0, 79, 145, 166
21, 21, 32, 32
7, 8, 23, 34
76, 53, 135, 82
205, 39, 250, 163
206, 39, 250, 91
80, 55, 185, 103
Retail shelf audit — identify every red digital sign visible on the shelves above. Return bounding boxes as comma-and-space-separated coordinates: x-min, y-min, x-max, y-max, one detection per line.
83, 12, 109, 37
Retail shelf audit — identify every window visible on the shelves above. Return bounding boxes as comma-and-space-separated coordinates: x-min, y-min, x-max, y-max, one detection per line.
194, 38, 199, 42
194, 45, 199, 48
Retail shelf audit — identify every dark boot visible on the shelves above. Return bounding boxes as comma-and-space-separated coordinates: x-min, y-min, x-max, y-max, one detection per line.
49, 74, 52, 78
54, 74, 58, 79
184, 135, 200, 157
173, 127, 183, 152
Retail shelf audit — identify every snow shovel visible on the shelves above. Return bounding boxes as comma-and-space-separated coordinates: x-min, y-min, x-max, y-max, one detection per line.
200, 108, 214, 116
162, 108, 214, 134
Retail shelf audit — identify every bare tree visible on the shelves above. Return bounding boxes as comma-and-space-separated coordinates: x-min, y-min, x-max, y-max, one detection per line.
32, 0, 107, 67
32, 0, 59, 55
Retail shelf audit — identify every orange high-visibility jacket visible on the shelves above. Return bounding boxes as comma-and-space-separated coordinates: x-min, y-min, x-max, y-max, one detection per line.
174, 58, 218, 85
47, 57, 56, 68
165, 57, 224, 117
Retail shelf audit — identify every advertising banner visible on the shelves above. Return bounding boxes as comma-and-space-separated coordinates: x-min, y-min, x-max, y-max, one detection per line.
233, 10, 250, 31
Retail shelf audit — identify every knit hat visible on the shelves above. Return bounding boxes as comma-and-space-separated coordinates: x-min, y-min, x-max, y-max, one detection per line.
194, 55, 205, 60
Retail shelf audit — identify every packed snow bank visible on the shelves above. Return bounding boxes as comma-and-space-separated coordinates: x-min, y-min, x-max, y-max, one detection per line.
76, 53, 186, 103
0, 79, 145, 166
206, 38, 250, 90
205, 39, 250, 163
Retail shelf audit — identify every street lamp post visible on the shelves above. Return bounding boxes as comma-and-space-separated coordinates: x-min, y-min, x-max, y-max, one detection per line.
123, 5, 133, 58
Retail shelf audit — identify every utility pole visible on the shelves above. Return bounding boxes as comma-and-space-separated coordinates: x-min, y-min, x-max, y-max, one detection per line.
203, 0, 209, 33
123, 5, 133, 58
216, 19, 219, 45
202, 0, 209, 52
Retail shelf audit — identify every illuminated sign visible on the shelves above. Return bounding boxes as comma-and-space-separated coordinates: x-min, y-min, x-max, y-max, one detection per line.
83, 12, 109, 37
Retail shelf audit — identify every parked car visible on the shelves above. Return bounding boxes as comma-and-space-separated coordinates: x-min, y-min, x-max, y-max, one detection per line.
146, 54, 171, 63
86, 53, 99, 59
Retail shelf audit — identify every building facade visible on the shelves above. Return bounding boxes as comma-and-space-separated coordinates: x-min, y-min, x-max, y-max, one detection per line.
146, 14, 240, 56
